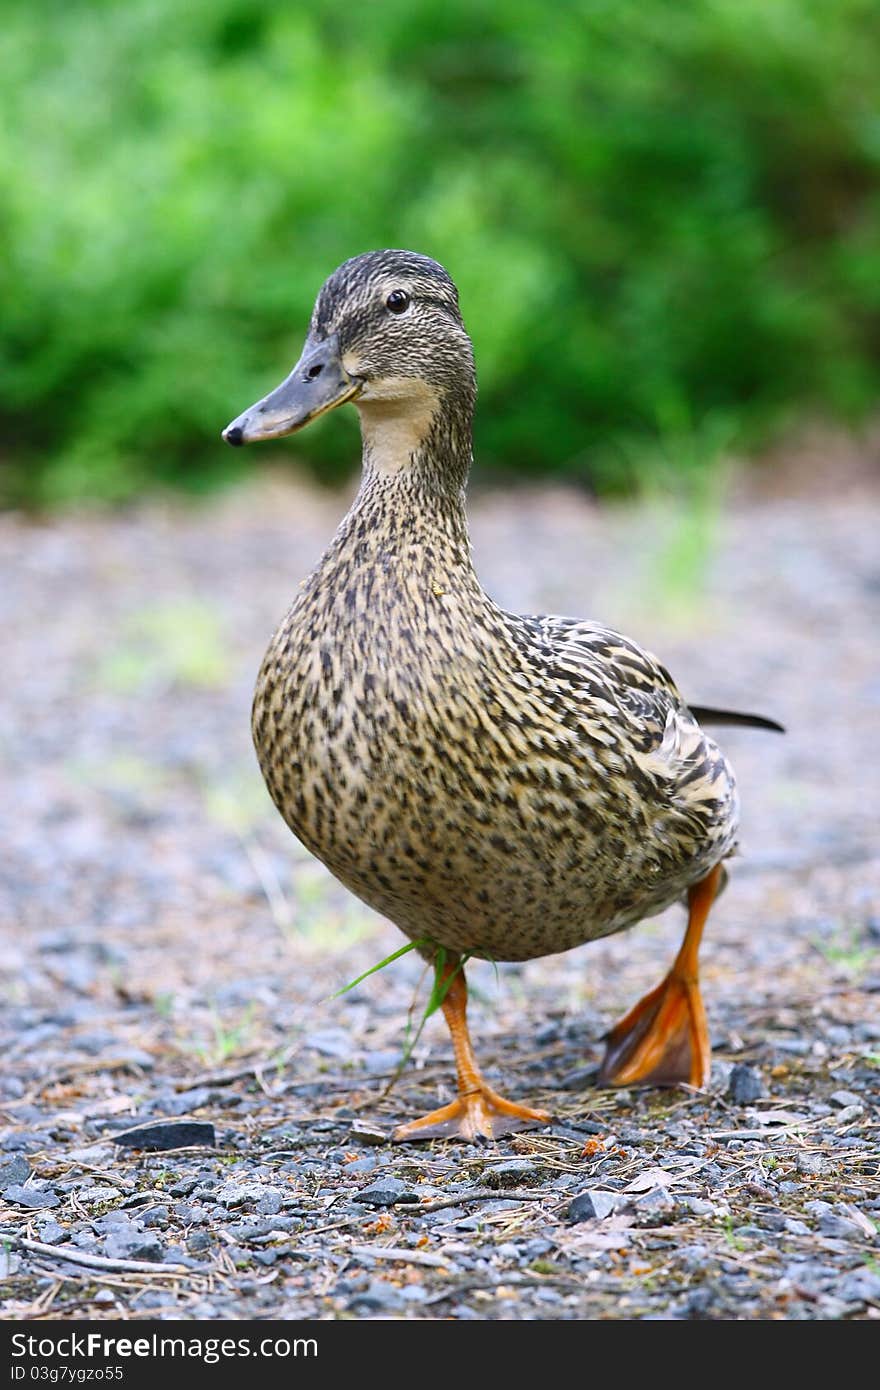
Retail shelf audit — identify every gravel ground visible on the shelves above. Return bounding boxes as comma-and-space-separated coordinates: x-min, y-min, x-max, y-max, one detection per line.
1, 459, 878, 1321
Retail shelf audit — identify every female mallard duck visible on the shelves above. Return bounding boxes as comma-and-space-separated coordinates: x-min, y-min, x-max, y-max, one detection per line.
223, 250, 782, 1141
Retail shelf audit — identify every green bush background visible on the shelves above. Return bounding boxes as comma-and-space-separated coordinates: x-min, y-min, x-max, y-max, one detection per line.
3, 0, 879, 506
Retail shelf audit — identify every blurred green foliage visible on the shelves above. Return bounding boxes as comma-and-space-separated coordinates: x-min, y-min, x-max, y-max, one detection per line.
2, 0, 880, 506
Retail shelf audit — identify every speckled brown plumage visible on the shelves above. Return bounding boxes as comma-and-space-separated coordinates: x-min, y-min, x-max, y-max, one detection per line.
225, 249, 775, 1139
252, 470, 738, 963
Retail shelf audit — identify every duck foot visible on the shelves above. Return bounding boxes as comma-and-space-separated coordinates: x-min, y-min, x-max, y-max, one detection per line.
597, 862, 723, 1089
393, 1084, 550, 1143
392, 950, 550, 1141
597, 972, 709, 1087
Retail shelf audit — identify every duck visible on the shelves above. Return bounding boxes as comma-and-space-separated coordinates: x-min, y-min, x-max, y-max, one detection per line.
223, 249, 782, 1142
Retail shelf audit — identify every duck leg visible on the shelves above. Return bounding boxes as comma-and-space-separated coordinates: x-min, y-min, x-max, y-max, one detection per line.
597, 862, 723, 1088
393, 954, 551, 1142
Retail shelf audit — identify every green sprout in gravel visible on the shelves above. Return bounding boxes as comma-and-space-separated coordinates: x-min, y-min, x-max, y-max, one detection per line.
333, 939, 475, 1088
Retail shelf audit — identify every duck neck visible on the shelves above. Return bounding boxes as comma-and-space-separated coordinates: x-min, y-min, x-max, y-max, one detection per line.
345, 390, 476, 565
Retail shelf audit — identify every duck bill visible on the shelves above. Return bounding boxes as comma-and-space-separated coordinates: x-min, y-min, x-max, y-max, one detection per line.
222, 333, 361, 446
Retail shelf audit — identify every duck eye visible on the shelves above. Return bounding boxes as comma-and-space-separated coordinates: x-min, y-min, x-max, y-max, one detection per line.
385, 289, 410, 314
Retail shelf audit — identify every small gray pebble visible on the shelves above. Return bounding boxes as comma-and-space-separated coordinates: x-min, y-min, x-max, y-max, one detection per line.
163, 1087, 212, 1116
262, 1125, 306, 1146
680, 1196, 715, 1216
303, 1029, 352, 1058
103, 1229, 165, 1262
70, 1234, 100, 1252
93, 1290, 115, 1305
681, 1287, 716, 1318
35, 1221, 66, 1245
837, 1271, 880, 1304
523, 1238, 553, 1257
551, 1173, 580, 1191
256, 1192, 283, 1216
215, 1183, 262, 1207
4, 1184, 59, 1210
134, 1284, 165, 1306
348, 1280, 402, 1312
728, 1064, 766, 1105
759, 1213, 786, 1233
353, 1178, 419, 1208
399, 1285, 428, 1302
141, 1206, 170, 1228
483, 1158, 544, 1188
568, 1190, 619, 1223
817, 1215, 863, 1240
834, 1104, 865, 1124
535, 1022, 560, 1044
534, 1287, 562, 1303
830, 1089, 863, 1109
348, 1121, 387, 1146
617, 1127, 647, 1145
566, 1119, 606, 1136
169, 1177, 199, 1197
0, 1156, 31, 1188
774, 1039, 810, 1056
2, 1130, 53, 1152
678, 1244, 711, 1272
136, 1292, 166, 1308
796, 1153, 825, 1176
816, 1296, 852, 1319
634, 1187, 675, 1215
164, 1251, 202, 1269
804, 1200, 834, 1216
421, 1207, 466, 1225
362, 1050, 402, 1073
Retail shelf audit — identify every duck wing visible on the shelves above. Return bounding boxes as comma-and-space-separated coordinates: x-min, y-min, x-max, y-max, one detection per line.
520, 617, 783, 736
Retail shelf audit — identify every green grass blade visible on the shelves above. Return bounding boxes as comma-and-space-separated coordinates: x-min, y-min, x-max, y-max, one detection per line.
330, 939, 428, 999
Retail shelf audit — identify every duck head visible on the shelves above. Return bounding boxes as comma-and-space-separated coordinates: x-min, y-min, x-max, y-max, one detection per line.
222, 251, 476, 466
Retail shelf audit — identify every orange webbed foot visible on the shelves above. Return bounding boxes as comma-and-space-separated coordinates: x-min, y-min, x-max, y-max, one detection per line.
392, 953, 550, 1141
597, 971, 709, 1088
597, 863, 723, 1090
393, 1083, 550, 1143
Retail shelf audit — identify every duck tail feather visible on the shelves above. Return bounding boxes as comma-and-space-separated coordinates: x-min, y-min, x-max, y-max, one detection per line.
689, 705, 785, 734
